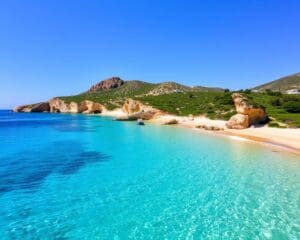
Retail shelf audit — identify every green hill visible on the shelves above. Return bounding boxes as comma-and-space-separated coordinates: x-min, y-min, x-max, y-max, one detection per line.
60, 78, 225, 110
253, 73, 300, 92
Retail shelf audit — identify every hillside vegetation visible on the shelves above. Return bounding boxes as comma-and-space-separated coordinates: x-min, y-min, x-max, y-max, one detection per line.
60, 80, 224, 110
246, 92, 300, 127
59, 76, 300, 127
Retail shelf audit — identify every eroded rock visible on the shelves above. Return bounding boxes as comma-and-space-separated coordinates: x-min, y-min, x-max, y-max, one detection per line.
226, 93, 267, 129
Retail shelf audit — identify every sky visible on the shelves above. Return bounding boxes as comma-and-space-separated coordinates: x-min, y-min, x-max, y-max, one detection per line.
1, 0, 300, 109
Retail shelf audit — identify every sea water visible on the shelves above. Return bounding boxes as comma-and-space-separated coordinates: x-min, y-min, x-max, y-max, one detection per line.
0, 110, 299, 239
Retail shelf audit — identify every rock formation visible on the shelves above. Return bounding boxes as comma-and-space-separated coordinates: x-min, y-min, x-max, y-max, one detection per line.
13, 98, 105, 114
49, 98, 78, 113
87, 77, 125, 93
79, 100, 104, 114
115, 98, 161, 121
122, 99, 141, 114
30, 102, 50, 112
163, 119, 178, 125
13, 102, 50, 113
226, 93, 267, 129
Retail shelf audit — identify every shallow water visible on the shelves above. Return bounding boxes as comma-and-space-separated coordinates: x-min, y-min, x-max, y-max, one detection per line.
0, 110, 299, 239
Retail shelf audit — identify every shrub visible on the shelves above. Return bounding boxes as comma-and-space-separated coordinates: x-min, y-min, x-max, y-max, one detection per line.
214, 93, 233, 105
270, 98, 283, 106
265, 89, 282, 96
282, 95, 300, 102
282, 101, 300, 113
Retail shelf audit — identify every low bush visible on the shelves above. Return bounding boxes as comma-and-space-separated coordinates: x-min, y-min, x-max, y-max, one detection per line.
282, 101, 300, 113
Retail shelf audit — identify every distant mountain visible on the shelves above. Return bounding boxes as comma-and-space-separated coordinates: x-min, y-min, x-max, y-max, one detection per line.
57, 77, 224, 109
253, 73, 300, 92
82, 77, 223, 96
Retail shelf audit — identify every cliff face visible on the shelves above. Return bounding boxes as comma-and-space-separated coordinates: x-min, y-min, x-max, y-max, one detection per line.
114, 99, 161, 121
87, 77, 125, 93
226, 93, 267, 129
13, 98, 105, 114
13, 102, 50, 113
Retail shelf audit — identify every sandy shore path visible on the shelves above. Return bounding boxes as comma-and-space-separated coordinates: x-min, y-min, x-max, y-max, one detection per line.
149, 114, 300, 156
100, 110, 300, 156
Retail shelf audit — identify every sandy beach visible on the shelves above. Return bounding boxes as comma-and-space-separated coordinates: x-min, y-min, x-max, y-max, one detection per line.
101, 110, 300, 155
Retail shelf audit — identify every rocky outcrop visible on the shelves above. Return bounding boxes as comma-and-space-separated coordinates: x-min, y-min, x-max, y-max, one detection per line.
226, 114, 249, 129
163, 119, 178, 125
88, 77, 125, 92
13, 102, 50, 113
226, 93, 267, 129
14, 98, 105, 114
13, 105, 31, 112
122, 99, 141, 114
49, 98, 78, 113
30, 102, 50, 112
79, 100, 104, 114
120, 98, 161, 120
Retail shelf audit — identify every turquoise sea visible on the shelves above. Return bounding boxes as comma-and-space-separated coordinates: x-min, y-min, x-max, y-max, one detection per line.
0, 110, 299, 239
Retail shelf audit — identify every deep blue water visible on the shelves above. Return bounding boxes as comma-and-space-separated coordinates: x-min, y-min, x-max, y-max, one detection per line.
0, 110, 299, 239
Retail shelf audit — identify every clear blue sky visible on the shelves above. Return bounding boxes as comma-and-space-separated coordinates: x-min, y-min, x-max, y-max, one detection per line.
1, 0, 300, 108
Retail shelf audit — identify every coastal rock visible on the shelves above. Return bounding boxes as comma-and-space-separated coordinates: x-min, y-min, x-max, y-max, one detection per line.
226, 93, 267, 129
226, 114, 249, 129
13, 105, 30, 112
115, 115, 137, 121
88, 77, 124, 92
130, 110, 158, 120
13, 102, 50, 113
121, 98, 162, 120
30, 102, 50, 112
79, 100, 104, 114
49, 98, 78, 113
49, 98, 105, 114
122, 99, 141, 114
163, 119, 178, 125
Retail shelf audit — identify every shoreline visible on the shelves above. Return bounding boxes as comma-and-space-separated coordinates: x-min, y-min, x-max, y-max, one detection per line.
101, 109, 300, 156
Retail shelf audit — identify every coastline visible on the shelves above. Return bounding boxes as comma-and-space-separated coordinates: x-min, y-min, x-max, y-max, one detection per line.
101, 109, 300, 156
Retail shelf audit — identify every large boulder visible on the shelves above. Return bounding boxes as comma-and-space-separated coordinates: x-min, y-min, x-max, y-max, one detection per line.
226, 93, 267, 129
88, 77, 125, 92
226, 114, 249, 129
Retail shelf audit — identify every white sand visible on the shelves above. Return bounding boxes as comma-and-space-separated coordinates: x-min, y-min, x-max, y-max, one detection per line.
98, 111, 300, 155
